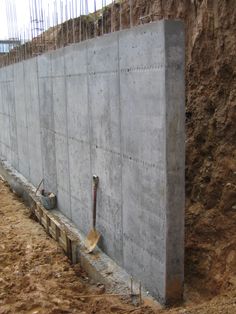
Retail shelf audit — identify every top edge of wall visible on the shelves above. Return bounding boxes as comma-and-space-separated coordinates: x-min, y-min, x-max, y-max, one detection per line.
0, 19, 184, 69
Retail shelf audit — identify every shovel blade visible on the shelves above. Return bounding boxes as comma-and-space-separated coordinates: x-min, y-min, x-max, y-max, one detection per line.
84, 229, 101, 253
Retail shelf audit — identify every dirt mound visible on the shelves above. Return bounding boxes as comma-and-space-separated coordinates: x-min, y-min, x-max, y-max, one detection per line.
182, 0, 236, 298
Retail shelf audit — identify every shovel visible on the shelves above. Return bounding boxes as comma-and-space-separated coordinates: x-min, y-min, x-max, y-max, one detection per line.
84, 175, 101, 253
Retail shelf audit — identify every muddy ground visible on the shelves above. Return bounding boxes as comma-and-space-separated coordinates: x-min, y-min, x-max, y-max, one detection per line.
0, 179, 236, 314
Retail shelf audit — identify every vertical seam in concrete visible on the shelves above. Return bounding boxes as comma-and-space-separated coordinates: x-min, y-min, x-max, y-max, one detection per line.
51, 53, 58, 194
7, 75, 11, 164
63, 48, 72, 219
5, 77, 12, 163
11, 66, 19, 170
22, 61, 31, 180
13, 65, 19, 170
86, 42, 93, 224
36, 57, 45, 186
117, 32, 124, 266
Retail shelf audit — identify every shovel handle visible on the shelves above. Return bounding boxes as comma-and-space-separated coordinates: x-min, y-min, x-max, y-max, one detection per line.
92, 175, 99, 229
35, 178, 44, 196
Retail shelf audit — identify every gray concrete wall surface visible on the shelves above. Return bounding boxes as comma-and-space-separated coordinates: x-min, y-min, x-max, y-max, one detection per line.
0, 20, 185, 304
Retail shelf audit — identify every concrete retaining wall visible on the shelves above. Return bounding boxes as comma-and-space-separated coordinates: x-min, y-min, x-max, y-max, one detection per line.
0, 20, 185, 304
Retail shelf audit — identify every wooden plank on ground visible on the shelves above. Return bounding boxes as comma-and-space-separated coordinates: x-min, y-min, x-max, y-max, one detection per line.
29, 196, 78, 264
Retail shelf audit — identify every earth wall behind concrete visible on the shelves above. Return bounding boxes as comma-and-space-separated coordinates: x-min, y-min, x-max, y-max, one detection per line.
0, 20, 185, 304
